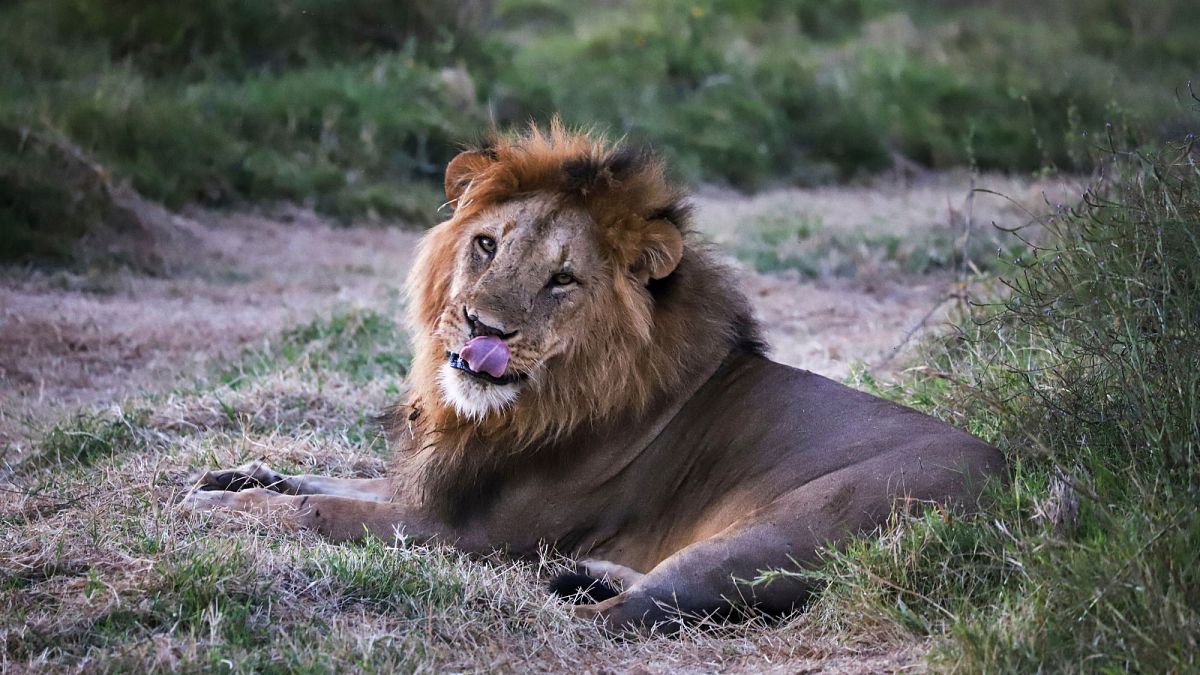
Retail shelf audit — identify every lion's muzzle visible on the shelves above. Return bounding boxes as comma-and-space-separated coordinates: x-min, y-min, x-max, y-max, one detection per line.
446, 349, 525, 386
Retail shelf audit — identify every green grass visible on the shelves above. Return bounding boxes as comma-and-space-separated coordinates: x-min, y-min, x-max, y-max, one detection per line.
19, 408, 155, 473
308, 535, 465, 614
3, 0, 1198, 263
732, 209, 1030, 277
221, 309, 411, 390
142, 543, 271, 648
813, 140, 1200, 671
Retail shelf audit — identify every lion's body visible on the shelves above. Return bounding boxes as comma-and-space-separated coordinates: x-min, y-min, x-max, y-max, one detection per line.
188, 123, 1004, 630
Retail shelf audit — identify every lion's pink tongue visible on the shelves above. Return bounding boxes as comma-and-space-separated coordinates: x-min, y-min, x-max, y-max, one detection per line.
460, 336, 510, 378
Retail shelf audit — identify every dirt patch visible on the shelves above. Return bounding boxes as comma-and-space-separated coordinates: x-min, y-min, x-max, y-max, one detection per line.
695, 171, 1081, 244
699, 171, 1083, 378
748, 272, 954, 377
0, 209, 420, 447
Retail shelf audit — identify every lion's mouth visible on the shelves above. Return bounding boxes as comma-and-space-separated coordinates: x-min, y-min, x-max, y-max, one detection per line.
447, 352, 526, 386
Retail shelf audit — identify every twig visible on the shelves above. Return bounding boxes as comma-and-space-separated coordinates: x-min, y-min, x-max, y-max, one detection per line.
871, 292, 958, 373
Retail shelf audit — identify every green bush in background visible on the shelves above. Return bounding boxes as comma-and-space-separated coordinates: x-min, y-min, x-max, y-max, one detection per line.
1, 0, 1197, 261
45, 0, 494, 79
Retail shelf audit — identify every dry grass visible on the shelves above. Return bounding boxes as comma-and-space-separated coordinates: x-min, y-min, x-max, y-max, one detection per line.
696, 172, 1082, 280
0, 311, 920, 673
0, 173, 1072, 672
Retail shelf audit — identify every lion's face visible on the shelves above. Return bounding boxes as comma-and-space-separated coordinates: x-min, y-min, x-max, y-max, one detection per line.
405, 128, 689, 430
433, 195, 613, 418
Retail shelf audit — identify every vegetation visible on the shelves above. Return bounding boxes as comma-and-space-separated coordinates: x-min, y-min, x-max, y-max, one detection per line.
3, 0, 1198, 262
25, 408, 155, 472
820, 140, 1200, 671
221, 310, 411, 389
731, 209, 1026, 277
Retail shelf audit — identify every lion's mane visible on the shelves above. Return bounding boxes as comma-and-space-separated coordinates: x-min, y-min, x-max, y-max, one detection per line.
384, 121, 765, 510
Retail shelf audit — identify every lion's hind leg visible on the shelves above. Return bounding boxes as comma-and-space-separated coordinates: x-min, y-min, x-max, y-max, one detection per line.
570, 517, 818, 634
568, 464, 885, 633
570, 443, 1002, 633
549, 559, 647, 605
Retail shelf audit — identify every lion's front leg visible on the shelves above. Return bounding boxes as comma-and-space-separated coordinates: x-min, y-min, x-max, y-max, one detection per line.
185, 485, 283, 514
195, 460, 394, 502
183, 488, 446, 544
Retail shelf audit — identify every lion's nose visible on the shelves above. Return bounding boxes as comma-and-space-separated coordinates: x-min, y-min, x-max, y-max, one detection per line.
464, 306, 517, 339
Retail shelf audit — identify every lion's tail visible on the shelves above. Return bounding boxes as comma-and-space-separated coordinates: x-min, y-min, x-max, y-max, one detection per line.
548, 572, 620, 604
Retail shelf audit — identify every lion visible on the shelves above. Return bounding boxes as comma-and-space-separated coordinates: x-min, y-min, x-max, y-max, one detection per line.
186, 121, 1004, 631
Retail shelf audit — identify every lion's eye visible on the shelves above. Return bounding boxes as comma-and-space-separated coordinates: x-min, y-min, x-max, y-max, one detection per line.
475, 235, 497, 256
549, 272, 576, 287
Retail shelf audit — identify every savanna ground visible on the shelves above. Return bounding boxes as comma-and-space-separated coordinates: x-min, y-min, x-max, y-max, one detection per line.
2, 173, 1072, 672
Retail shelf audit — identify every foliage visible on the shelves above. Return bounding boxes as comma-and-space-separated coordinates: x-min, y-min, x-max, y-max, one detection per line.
0, 127, 100, 263
46, 0, 494, 79
27, 408, 154, 471
815, 140, 1200, 671
221, 309, 411, 388
2, 0, 1198, 262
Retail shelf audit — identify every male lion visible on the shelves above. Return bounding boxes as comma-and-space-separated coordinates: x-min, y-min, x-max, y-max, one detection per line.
187, 122, 1004, 631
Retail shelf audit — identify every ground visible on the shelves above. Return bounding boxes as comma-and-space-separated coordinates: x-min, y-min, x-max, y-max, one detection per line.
0, 173, 1075, 672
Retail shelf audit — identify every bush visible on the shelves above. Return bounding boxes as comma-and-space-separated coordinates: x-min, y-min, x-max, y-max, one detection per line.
20, 54, 478, 222
1, 0, 1197, 259
500, 2, 895, 187
0, 0, 485, 234
0, 126, 110, 263
813, 139, 1200, 671
45, 0, 496, 79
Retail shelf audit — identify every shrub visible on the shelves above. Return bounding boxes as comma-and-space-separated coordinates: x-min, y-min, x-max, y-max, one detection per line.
1, 0, 1197, 257
812, 139, 1200, 671
45, 0, 495, 79
33, 54, 478, 222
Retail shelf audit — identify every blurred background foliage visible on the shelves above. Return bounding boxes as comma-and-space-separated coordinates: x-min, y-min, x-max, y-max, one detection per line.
1, 0, 1197, 260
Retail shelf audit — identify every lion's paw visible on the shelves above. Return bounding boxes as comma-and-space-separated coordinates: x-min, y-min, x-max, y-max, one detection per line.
192, 460, 294, 494
181, 486, 278, 513
579, 559, 645, 588
181, 487, 237, 511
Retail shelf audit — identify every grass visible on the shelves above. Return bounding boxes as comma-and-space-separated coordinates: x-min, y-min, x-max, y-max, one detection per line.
13, 408, 156, 475
209, 309, 410, 448
3, 0, 1199, 263
0, 292, 924, 670
0, 424, 866, 671
731, 209, 1028, 278
221, 309, 411, 389
818, 139, 1200, 671
308, 536, 466, 613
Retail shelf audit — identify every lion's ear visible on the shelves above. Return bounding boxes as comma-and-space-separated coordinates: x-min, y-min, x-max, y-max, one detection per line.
445, 150, 494, 202
631, 219, 684, 285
